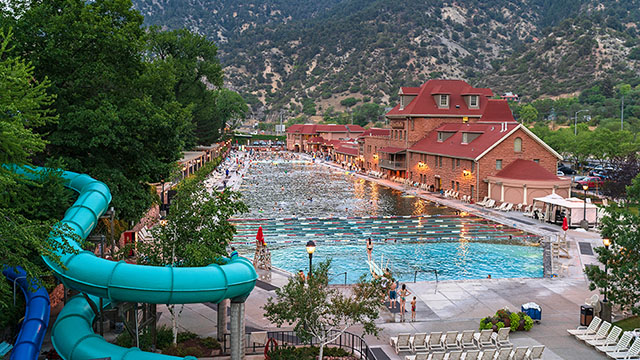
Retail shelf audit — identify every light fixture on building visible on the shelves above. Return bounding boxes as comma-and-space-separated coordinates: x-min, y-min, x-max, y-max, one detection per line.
463, 169, 471, 176
418, 161, 425, 168
373, 154, 378, 159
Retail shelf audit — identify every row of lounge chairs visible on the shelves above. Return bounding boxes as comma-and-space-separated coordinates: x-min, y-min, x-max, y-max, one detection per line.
568, 316, 640, 359
476, 197, 513, 212
391, 329, 544, 360
369, 171, 384, 178
404, 346, 545, 360
444, 189, 459, 199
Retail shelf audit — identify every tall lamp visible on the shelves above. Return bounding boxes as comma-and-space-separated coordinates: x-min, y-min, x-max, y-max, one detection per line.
603, 238, 611, 302
306, 240, 316, 276
581, 184, 589, 229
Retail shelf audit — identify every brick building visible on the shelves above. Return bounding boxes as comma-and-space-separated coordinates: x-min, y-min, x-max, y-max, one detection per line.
360, 79, 566, 203
286, 124, 364, 152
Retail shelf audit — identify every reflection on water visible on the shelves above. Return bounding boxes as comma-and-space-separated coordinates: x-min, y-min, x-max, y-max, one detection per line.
239, 159, 455, 218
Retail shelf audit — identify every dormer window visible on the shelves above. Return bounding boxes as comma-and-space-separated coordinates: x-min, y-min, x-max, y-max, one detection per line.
469, 95, 478, 107
439, 94, 449, 107
461, 132, 481, 144
437, 131, 454, 142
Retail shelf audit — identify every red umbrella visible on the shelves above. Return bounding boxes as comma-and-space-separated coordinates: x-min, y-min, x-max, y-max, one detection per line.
562, 217, 569, 232
256, 226, 265, 246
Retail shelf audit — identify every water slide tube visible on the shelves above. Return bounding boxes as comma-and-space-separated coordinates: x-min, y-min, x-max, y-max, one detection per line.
13, 166, 258, 359
2, 266, 50, 360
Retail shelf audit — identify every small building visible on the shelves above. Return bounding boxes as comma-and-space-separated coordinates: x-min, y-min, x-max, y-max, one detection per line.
501, 92, 519, 102
286, 124, 364, 152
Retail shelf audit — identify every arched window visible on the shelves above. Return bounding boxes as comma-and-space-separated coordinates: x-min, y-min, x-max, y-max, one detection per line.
514, 137, 522, 152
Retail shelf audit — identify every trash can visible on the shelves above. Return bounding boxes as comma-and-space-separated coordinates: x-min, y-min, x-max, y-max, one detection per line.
580, 305, 594, 326
522, 303, 542, 322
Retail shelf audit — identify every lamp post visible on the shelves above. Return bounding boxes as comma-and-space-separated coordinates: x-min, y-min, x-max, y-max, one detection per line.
306, 240, 316, 276
574, 109, 590, 136
602, 238, 611, 302
580, 184, 589, 229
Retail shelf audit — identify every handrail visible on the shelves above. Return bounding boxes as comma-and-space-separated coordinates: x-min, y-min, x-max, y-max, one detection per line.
328, 271, 348, 285
223, 330, 374, 359
413, 269, 439, 294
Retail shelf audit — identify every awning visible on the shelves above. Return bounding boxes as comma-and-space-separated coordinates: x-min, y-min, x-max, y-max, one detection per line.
378, 146, 406, 154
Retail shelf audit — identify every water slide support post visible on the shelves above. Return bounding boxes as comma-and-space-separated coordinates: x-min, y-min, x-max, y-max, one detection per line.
217, 299, 229, 342
230, 300, 245, 360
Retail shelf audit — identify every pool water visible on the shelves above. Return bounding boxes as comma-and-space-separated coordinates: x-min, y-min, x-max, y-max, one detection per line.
234, 156, 543, 283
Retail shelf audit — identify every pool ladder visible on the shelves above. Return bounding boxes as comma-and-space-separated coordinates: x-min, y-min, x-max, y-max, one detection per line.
413, 269, 439, 294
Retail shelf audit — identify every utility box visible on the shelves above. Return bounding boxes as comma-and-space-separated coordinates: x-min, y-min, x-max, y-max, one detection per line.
123, 231, 136, 257
580, 305, 594, 326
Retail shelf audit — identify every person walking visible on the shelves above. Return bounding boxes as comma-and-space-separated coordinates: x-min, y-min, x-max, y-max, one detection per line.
399, 284, 412, 322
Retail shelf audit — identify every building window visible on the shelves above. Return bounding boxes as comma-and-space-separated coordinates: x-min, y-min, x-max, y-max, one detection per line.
470, 185, 474, 198
534, 159, 540, 164
451, 158, 455, 170
470, 95, 478, 107
451, 180, 455, 189
399, 131, 402, 140
456, 181, 460, 191
462, 132, 468, 144
434, 156, 438, 167
456, 158, 460, 167
514, 137, 522, 152
411, 119, 415, 131
437, 132, 443, 142
439, 94, 449, 107
496, 159, 502, 170
471, 161, 475, 173
439, 156, 443, 167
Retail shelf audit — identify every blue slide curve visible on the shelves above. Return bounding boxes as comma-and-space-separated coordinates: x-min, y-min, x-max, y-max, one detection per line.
13, 166, 258, 359
2, 266, 50, 360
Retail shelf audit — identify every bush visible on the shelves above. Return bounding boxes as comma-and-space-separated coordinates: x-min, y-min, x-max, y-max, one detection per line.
267, 345, 354, 360
200, 337, 221, 350
496, 322, 505, 330
524, 315, 534, 331
162, 344, 205, 357
509, 313, 520, 332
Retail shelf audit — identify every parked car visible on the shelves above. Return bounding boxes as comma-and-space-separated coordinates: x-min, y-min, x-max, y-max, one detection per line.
557, 171, 565, 176
572, 175, 589, 183
558, 165, 575, 175
576, 176, 603, 189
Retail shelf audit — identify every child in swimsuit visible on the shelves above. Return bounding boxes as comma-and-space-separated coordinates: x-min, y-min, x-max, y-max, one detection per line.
411, 296, 417, 322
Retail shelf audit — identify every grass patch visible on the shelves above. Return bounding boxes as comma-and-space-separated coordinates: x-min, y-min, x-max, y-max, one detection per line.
614, 316, 640, 332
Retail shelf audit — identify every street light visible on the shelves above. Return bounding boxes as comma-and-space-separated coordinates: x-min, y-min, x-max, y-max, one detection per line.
581, 184, 589, 229
574, 109, 590, 136
603, 238, 611, 302
306, 240, 316, 275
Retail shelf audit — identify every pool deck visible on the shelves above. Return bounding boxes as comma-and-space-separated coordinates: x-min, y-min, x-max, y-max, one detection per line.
165, 151, 609, 359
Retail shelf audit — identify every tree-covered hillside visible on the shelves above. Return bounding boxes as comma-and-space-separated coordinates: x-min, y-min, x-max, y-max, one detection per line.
133, 0, 640, 119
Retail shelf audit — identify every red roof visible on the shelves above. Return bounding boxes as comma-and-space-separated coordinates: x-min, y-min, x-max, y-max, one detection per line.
359, 128, 391, 138
286, 124, 365, 134
308, 136, 326, 144
493, 159, 560, 181
479, 100, 516, 123
386, 80, 494, 118
400, 87, 421, 95
378, 146, 406, 154
408, 122, 520, 160
335, 146, 358, 156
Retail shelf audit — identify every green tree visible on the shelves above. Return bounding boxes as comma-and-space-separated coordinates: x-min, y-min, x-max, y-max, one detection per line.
6, 0, 193, 222
340, 97, 359, 108
0, 28, 76, 314
263, 260, 385, 360
139, 165, 248, 343
585, 177, 640, 315
352, 103, 383, 127
519, 104, 539, 123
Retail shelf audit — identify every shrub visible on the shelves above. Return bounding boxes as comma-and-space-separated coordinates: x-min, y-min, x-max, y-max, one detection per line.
509, 313, 520, 332
200, 336, 221, 350
524, 315, 534, 331
177, 331, 198, 343
496, 322, 505, 330
267, 345, 353, 360
162, 344, 205, 357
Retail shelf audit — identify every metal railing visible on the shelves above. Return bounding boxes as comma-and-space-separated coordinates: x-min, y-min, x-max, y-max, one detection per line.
413, 269, 439, 293
379, 159, 406, 170
329, 271, 348, 285
222, 330, 376, 359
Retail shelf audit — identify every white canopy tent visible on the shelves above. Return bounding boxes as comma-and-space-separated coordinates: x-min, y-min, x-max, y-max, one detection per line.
532, 193, 599, 227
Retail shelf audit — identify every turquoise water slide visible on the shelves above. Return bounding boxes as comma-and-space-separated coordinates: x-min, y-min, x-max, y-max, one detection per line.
15, 167, 257, 359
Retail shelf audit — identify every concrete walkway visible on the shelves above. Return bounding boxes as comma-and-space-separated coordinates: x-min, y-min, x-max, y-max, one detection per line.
162, 151, 610, 359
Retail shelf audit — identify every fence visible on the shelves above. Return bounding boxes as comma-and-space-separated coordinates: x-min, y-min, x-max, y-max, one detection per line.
222, 329, 377, 359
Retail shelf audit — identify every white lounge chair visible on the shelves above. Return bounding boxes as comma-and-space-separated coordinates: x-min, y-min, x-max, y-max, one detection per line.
411, 332, 428, 352
587, 326, 622, 347
578, 321, 611, 342
509, 346, 527, 360
607, 337, 640, 359
473, 329, 494, 349
461, 350, 480, 360
390, 333, 412, 353
483, 199, 496, 209
501, 203, 513, 212
495, 202, 507, 211
515, 203, 523, 211
525, 345, 545, 360
444, 331, 461, 351
457, 330, 476, 350
597, 332, 633, 353
405, 353, 428, 360
477, 196, 489, 206
427, 331, 445, 352
444, 350, 463, 360
492, 328, 512, 349
478, 349, 496, 360
567, 316, 601, 336
494, 347, 511, 360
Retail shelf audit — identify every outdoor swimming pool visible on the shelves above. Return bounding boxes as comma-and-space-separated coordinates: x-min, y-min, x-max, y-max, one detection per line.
233, 155, 543, 283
